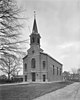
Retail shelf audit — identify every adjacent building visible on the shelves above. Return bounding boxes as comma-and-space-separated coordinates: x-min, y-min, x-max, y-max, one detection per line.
23, 13, 63, 82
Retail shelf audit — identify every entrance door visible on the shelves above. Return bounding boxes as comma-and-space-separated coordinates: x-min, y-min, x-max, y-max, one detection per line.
43, 75, 46, 82
32, 73, 36, 81
25, 75, 27, 81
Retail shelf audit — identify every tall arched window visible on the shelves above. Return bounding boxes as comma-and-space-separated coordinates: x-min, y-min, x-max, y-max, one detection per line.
24, 63, 27, 71
31, 58, 36, 68
60, 68, 62, 75
57, 67, 58, 75
43, 61, 46, 69
53, 65, 55, 75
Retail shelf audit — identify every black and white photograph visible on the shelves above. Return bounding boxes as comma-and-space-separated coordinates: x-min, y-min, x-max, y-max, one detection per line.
0, 0, 80, 100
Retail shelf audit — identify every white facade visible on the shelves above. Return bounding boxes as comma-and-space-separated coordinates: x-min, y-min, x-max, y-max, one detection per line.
23, 15, 63, 82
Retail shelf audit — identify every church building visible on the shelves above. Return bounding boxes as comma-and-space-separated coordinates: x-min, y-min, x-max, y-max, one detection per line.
23, 13, 63, 82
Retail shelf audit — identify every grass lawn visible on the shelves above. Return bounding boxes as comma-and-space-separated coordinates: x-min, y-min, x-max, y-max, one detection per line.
0, 81, 73, 100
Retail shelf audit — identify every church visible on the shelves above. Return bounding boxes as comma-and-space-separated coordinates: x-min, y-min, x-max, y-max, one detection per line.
23, 13, 63, 82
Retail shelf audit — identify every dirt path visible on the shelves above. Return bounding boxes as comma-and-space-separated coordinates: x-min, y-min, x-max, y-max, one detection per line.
34, 82, 80, 100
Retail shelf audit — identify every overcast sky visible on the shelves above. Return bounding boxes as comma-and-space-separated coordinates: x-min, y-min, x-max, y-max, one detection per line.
17, 0, 80, 72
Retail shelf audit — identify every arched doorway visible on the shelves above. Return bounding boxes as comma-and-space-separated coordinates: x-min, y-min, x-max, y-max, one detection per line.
25, 75, 27, 81
43, 75, 46, 82
32, 72, 36, 81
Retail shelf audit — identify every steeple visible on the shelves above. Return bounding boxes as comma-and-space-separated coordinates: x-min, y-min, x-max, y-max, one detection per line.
30, 11, 41, 47
32, 11, 38, 33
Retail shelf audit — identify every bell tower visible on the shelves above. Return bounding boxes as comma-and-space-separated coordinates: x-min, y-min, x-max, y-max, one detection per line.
30, 11, 41, 47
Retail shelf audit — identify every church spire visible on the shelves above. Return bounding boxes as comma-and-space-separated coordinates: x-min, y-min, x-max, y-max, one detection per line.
30, 11, 41, 47
32, 11, 38, 33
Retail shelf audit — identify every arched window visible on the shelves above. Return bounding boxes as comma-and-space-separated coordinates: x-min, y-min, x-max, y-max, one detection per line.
43, 61, 46, 69
24, 63, 27, 71
53, 65, 55, 75
57, 67, 58, 75
60, 68, 62, 75
31, 58, 36, 68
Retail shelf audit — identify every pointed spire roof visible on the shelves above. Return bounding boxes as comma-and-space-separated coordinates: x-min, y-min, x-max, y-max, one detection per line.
32, 11, 38, 34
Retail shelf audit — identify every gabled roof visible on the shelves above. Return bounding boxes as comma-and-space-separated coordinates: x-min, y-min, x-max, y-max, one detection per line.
23, 52, 62, 66
23, 55, 28, 60
40, 52, 63, 66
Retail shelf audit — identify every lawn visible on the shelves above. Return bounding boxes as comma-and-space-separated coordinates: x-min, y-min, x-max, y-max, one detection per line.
0, 81, 73, 100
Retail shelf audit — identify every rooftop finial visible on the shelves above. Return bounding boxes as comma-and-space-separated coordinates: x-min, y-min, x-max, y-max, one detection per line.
34, 11, 36, 19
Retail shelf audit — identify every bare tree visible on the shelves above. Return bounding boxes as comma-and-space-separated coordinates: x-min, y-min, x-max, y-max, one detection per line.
0, 0, 27, 54
77, 68, 80, 74
11, 58, 22, 78
0, 0, 27, 78
71, 67, 77, 74
0, 53, 22, 80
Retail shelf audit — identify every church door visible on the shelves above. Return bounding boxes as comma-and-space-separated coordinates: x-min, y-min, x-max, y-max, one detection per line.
32, 72, 36, 81
43, 75, 46, 82
25, 75, 27, 81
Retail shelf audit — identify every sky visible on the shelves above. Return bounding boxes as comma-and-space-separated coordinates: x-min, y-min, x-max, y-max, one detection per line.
17, 0, 80, 72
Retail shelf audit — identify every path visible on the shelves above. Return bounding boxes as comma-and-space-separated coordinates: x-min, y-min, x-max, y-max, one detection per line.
34, 82, 80, 100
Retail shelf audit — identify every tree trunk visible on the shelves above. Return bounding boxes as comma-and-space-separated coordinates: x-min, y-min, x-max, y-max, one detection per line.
8, 73, 10, 80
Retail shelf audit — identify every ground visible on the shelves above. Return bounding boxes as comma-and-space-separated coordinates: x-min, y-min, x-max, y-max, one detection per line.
34, 82, 80, 100
0, 81, 72, 100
